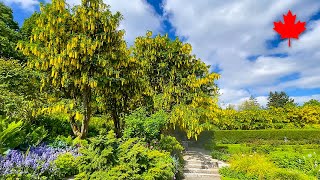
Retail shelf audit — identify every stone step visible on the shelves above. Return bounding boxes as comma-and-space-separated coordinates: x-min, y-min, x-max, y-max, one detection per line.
184, 177, 221, 180
185, 162, 219, 168
184, 158, 216, 162
184, 168, 219, 174
185, 160, 219, 167
184, 153, 213, 157
185, 163, 211, 169
183, 157, 215, 162
184, 153, 212, 156
183, 173, 221, 179
182, 148, 228, 180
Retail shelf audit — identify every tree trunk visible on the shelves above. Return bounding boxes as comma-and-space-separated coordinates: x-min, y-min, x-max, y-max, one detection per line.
112, 111, 121, 138
69, 114, 81, 137
79, 85, 91, 139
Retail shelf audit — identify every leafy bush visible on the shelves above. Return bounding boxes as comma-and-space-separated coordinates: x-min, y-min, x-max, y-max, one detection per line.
214, 129, 320, 144
158, 135, 184, 156
123, 108, 169, 142
230, 154, 276, 179
273, 169, 310, 180
49, 135, 74, 148
0, 59, 41, 120
211, 149, 230, 161
54, 152, 78, 178
219, 167, 257, 180
33, 115, 72, 141
270, 151, 320, 176
216, 105, 320, 130
223, 153, 314, 179
76, 131, 119, 174
88, 115, 114, 137
75, 130, 175, 180
0, 120, 24, 154
158, 135, 184, 178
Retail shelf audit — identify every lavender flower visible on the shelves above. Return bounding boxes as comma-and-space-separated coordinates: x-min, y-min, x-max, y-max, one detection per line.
0, 144, 79, 178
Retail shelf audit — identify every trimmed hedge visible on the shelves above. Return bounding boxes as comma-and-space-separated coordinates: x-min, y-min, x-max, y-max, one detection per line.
214, 129, 320, 144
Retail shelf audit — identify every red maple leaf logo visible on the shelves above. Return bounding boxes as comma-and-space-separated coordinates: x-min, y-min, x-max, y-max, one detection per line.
273, 10, 306, 47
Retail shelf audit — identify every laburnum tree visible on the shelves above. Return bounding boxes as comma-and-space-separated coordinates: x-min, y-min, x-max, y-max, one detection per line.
18, 0, 129, 138
132, 32, 221, 139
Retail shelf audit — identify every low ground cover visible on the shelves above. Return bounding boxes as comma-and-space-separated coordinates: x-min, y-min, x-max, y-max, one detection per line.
210, 130, 320, 179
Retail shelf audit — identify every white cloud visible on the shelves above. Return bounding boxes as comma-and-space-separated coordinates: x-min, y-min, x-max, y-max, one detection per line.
219, 88, 250, 105
6, 0, 320, 105
292, 94, 320, 105
256, 96, 269, 107
6, 0, 162, 44
104, 0, 162, 44
2, 0, 39, 11
65, 0, 162, 44
164, 0, 320, 104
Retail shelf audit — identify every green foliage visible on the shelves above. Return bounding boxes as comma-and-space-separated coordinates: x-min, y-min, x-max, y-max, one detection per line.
267, 91, 295, 108
211, 149, 230, 161
107, 138, 174, 180
238, 96, 261, 111
123, 108, 168, 142
0, 117, 48, 153
219, 167, 256, 180
133, 32, 220, 139
230, 154, 276, 179
218, 104, 320, 130
303, 99, 320, 107
273, 169, 310, 180
49, 135, 74, 148
0, 119, 23, 154
54, 152, 79, 178
76, 131, 118, 174
88, 115, 114, 137
20, 12, 40, 41
18, 0, 129, 138
214, 129, 320, 144
0, 58, 41, 120
22, 125, 47, 148
0, 2, 24, 60
33, 115, 72, 141
227, 153, 312, 179
270, 151, 320, 176
158, 135, 184, 155
75, 130, 175, 180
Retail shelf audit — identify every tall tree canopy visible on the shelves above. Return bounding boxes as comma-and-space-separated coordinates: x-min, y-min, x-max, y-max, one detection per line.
0, 2, 24, 60
18, 0, 129, 138
20, 12, 40, 41
303, 99, 320, 107
132, 32, 221, 139
267, 91, 295, 108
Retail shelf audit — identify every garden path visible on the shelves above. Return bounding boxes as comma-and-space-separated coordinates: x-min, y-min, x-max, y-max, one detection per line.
183, 147, 229, 180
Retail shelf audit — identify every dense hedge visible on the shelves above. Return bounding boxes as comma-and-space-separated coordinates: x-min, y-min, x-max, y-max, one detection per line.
216, 105, 320, 130
214, 129, 320, 144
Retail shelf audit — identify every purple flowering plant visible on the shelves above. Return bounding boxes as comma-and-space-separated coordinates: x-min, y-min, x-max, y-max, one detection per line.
0, 143, 79, 179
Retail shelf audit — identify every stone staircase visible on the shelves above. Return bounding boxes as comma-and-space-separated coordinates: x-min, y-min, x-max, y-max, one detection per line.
183, 147, 228, 180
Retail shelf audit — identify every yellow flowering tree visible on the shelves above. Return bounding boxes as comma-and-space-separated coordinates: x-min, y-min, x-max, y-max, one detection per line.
17, 0, 128, 138
132, 32, 221, 139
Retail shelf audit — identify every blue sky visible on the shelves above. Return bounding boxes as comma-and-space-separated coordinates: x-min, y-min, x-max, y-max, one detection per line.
3, 0, 320, 107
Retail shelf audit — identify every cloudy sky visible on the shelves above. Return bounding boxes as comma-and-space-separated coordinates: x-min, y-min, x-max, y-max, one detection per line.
3, 0, 320, 107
